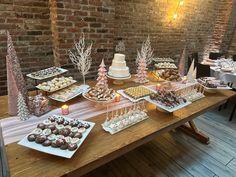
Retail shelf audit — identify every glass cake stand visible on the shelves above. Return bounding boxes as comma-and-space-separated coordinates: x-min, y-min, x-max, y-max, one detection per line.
107, 74, 131, 85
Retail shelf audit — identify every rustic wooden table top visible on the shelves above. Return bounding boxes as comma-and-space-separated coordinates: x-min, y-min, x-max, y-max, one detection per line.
1, 78, 236, 177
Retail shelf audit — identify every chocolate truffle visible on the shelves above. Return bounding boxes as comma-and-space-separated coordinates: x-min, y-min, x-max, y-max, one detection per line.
68, 132, 75, 138
35, 135, 46, 144
37, 123, 46, 130
63, 120, 69, 126
74, 132, 82, 139
48, 124, 56, 131
42, 140, 52, 147
51, 140, 58, 148
70, 120, 78, 127
56, 139, 65, 147
48, 116, 56, 122
60, 128, 70, 137
56, 117, 64, 124
52, 129, 59, 135
68, 143, 78, 151
77, 122, 84, 128
83, 123, 90, 129
27, 134, 36, 142
60, 143, 68, 150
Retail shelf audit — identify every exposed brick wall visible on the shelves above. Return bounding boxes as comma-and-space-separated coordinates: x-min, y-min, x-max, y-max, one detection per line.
49, 0, 115, 80
0, 0, 236, 96
229, 31, 236, 55
203, 0, 236, 59
0, 0, 54, 95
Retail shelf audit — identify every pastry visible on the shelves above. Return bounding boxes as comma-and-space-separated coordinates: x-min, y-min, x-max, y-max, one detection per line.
27, 134, 36, 142
155, 62, 177, 69
159, 69, 182, 82
37, 76, 76, 92
49, 85, 84, 101
26, 115, 92, 152
35, 135, 47, 144
42, 140, 52, 147
197, 77, 227, 88
68, 143, 78, 151
37, 123, 46, 130
124, 86, 153, 99
150, 90, 187, 108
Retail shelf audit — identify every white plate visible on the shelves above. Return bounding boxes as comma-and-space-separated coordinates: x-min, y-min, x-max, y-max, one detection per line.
145, 97, 192, 112
36, 80, 77, 93
18, 115, 95, 159
117, 86, 155, 103
107, 74, 131, 80
48, 85, 89, 102
27, 67, 68, 80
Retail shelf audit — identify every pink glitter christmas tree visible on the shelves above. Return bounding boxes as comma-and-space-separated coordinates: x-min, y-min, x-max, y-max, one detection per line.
95, 59, 108, 90
135, 57, 149, 84
6, 31, 28, 111
6, 55, 19, 115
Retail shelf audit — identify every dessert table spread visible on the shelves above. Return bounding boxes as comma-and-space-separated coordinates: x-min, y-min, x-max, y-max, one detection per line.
0, 79, 236, 177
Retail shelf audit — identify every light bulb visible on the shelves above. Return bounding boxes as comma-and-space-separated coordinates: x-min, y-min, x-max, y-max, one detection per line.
173, 14, 178, 19
179, 1, 184, 6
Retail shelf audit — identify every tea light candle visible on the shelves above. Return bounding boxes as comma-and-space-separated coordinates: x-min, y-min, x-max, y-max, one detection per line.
156, 83, 161, 91
61, 104, 69, 115
115, 94, 121, 102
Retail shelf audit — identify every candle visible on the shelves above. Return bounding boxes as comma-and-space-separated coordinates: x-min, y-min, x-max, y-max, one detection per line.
115, 93, 121, 102
61, 104, 69, 115
156, 83, 161, 91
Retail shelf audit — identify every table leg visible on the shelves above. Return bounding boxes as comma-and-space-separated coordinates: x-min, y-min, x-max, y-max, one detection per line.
178, 120, 210, 144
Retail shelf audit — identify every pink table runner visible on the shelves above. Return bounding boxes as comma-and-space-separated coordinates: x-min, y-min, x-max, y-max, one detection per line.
0, 98, 133, 145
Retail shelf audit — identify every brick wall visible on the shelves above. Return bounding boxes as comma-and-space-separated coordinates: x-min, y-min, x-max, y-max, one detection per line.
229, 29, 236, 55
0, 0, 54, 95
0, 0, 236, 95
49, 0, 115, 80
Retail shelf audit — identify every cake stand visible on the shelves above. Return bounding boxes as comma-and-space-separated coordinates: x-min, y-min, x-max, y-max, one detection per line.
107, 74, 131, 85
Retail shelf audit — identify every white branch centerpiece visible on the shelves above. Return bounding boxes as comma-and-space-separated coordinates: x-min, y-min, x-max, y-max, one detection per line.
136, 35, 154, 66
68, 33, 93, 91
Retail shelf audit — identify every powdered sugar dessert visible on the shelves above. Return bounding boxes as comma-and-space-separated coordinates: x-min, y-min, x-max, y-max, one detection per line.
108, 54, 130, 78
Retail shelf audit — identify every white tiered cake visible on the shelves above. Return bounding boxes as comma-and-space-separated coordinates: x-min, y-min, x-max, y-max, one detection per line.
108, 54, 130, 78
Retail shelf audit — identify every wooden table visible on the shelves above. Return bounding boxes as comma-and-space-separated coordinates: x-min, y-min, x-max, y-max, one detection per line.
1, 79, 236, 177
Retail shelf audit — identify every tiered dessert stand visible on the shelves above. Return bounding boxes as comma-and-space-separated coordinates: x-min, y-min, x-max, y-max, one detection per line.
27, 66, 68, 94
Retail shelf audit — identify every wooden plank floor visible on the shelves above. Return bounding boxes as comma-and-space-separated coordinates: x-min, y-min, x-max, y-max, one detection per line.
77, 101, 236, 177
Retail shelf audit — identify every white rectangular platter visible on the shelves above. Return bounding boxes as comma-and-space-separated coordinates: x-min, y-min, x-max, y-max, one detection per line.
18, 115, 95, 159
48, 85, 88, 102
27, 67, 68, 80
145, 97, 192, 112
117, 86, 155, 103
